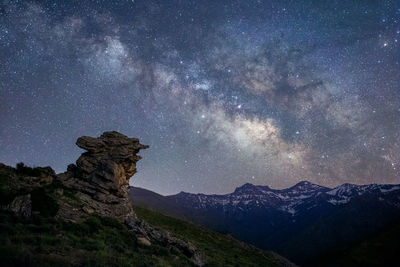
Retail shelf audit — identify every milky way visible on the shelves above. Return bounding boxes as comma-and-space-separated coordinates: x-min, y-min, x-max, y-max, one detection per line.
0, 1, 399, 194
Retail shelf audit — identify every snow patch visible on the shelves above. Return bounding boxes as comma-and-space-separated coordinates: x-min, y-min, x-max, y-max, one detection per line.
380, 186, 400, 193
327, 197, 350, 205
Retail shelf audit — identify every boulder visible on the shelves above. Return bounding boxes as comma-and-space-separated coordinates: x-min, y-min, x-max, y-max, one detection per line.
7, 194, 31, 217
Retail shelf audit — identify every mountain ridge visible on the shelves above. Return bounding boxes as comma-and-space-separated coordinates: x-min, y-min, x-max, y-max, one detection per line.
174, 180, 400, 197
166, 181, 400, 215
131, 181, 400, 266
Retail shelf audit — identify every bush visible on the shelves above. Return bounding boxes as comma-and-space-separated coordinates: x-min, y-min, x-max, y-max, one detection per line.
31, 188, 59, 217
0, 186, 15, 205
16, 162, 42, 177
85, 215, 103, 233
99, 216, 122, 229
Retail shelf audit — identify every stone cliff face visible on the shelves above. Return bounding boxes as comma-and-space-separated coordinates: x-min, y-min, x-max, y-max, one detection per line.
1, 131, 203, 266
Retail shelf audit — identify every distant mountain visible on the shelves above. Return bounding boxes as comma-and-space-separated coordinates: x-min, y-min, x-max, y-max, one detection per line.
130, 181, 400, 266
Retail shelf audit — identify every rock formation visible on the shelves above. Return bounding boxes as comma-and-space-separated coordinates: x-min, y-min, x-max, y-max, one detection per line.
59, 131, 203, 265
1, 131, 204, 266
57, 131, 149, 226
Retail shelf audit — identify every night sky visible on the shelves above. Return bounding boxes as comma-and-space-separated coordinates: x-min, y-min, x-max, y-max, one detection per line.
0, 0, 399, 195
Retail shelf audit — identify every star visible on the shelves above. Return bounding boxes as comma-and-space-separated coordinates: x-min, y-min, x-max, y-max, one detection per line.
0, 0, 397, 195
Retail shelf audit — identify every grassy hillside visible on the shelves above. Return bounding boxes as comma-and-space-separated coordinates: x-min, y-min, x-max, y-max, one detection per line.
133, 204, 294, 267
0, 206, 293, 267
0, 211, 195, 267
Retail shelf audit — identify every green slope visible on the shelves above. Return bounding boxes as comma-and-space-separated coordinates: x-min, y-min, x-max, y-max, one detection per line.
0, 206, 293, 267
0, 211, 195, 267
133, 205, 294, 267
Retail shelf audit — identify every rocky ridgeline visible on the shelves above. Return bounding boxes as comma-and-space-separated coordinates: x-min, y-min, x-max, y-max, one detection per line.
0, 131, 203, 266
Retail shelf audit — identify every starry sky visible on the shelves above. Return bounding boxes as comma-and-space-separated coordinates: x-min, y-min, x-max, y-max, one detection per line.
0, 0, 399, 195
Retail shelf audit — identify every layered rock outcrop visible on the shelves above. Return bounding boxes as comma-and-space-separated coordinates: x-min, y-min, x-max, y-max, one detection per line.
57, 131, 148, 226
1, 131, 203, 266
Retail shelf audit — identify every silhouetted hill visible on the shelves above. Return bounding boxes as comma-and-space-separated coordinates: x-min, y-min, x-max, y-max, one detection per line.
130, 187, 193, 220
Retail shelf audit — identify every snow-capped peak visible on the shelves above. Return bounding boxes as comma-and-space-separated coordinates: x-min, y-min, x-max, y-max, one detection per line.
233, 183, 271, 195
326, 183, 400, 205
170, 182, 400, 216
286, 181, 329, 193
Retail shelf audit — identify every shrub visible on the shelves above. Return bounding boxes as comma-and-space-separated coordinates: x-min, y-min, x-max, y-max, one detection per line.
0, 186, 15, 205
31, 188, 59, 217
16, 162, 42, 177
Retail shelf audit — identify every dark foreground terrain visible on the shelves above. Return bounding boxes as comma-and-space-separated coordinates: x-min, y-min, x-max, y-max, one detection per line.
0, 200, 291, 266
0, 131, 293, 267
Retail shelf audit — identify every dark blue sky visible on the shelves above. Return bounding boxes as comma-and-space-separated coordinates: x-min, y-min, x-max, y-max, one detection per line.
0, 0, 399, 194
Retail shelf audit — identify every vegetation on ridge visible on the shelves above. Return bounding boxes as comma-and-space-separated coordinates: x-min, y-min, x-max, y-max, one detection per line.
0, 162, 292, 266
0, 212, 194, 267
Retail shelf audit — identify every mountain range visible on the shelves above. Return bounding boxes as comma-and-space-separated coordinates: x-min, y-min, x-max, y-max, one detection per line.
131, 181, 400, 266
